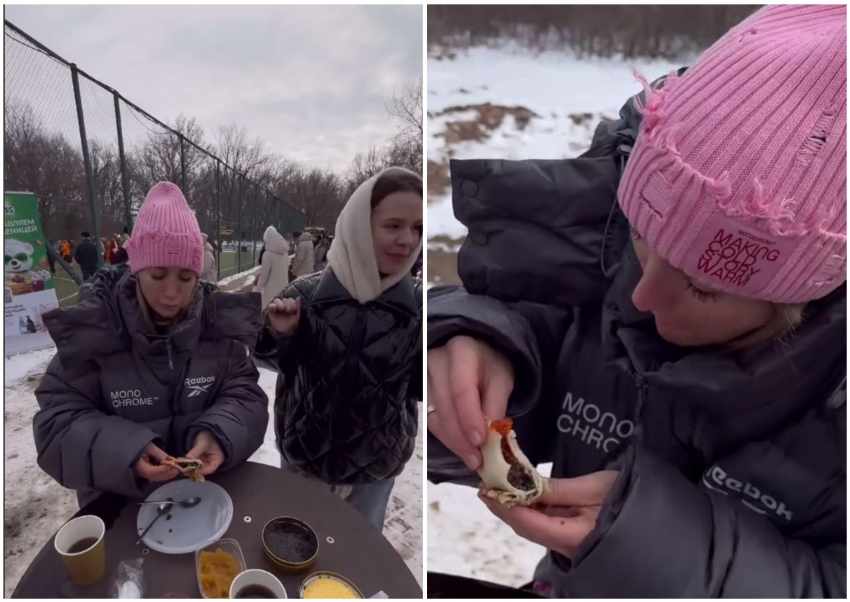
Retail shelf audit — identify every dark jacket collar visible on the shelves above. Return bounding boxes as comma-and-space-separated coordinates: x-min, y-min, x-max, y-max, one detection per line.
603, 243, 846, 452
43, 264, 261, 368
311, 268, 419, 316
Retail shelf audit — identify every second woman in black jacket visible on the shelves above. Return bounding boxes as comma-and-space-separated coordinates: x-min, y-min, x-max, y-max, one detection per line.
255, 167, 423, 531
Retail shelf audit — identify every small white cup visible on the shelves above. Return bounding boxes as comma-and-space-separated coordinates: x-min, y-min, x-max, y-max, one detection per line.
229, 569, 287, 599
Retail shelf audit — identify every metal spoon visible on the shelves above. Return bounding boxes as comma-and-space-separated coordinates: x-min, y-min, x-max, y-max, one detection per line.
137, 496, 202, 509
137, 501, 172, 545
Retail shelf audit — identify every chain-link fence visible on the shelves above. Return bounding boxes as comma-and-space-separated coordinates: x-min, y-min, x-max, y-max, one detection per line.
4, 20, 307, 304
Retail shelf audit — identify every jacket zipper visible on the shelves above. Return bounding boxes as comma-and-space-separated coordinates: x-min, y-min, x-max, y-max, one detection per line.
630, 369, 648, 445
351, 307, 367, 352
166, 337, 174, 371
343, 307, 367, 402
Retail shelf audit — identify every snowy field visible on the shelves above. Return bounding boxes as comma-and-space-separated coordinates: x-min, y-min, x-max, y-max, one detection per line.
3, 268, 422, 595
427, 46, 684, 244
426, 45, 685, 586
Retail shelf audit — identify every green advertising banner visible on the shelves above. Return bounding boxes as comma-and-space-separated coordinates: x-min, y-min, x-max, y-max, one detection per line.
4, 192, 60, 355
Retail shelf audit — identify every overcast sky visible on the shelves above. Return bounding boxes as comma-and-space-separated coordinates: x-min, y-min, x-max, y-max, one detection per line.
5, 5, 422, 172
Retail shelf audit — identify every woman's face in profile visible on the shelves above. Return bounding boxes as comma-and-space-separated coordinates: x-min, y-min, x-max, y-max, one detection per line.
137, 267, 198, 320
630, 228, 774, 346
371, 191, 423, 276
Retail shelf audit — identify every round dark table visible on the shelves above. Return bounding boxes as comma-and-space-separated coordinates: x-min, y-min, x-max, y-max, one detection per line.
12, 462, 421, 598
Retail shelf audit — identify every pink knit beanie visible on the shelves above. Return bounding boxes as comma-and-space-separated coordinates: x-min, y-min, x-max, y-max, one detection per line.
618, 5, 846, 304
125, 182, 204, 276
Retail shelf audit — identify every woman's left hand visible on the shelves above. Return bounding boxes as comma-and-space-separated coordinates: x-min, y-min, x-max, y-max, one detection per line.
480, 471, 618, 559
186, 430, 225, 476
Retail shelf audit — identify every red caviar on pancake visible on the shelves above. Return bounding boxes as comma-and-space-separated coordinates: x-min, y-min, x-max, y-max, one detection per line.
477, 418, 547, 507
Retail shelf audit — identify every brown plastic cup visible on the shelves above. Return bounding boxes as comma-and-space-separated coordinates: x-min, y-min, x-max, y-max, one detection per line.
54, 515, 106, 587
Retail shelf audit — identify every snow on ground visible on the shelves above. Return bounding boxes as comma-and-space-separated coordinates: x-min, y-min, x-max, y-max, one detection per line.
427, 463, 552, 587
3, 267, 422, 595
427, 46, 685, 240
426, 46, 683, 586
217, 265, 260, 287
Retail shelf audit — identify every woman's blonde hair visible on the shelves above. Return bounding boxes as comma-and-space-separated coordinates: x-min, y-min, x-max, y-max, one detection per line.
731, 303, 806, 349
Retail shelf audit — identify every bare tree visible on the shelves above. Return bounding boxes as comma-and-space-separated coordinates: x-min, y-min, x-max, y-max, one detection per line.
386, 76, 423, 174
4, 102, 88, 238
387, 76, 423, 147
282, 167, 344, 231
427, 5, 761, 59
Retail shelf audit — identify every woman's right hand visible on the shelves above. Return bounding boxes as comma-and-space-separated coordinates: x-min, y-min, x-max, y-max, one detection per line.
268, 297, 301, 336
427, 335, 515, 471
134, 442, 179, 482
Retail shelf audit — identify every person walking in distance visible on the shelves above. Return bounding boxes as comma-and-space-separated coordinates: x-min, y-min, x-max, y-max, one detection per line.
255, 168, 423, 531
253, 226, 290, 307
74, 231, 99, 281
60, 239, 72, 267
33, 182, 268, 508
47, 240, 56, 274
289, 230, 314, 280
313, 233, 330, 272
201, 234, 217, 282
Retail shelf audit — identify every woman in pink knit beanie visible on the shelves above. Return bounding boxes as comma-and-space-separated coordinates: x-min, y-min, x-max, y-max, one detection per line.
33, 182, 268, 509
426, 5, 845, 598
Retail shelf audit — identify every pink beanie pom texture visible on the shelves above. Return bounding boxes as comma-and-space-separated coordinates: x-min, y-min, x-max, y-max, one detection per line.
618, 5, 846, 303
125, 182, 204, 276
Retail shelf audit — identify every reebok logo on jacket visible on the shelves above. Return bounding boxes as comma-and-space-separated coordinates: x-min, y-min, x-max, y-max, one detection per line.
703, 465, 793, 521
185, 375, 216, 398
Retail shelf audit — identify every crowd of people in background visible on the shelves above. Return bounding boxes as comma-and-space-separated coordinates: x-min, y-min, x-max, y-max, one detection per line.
48, 227, 131, 280
47, 224, 420, 289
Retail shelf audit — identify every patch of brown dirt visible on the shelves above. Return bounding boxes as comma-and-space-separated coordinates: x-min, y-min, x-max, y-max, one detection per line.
569, 112, 595, 126
436, 103, 539, 145
428, 160, 451, 199
427, 245, 463, 287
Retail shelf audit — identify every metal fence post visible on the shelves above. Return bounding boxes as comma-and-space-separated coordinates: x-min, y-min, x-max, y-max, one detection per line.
180, 135, 187, 196
215, 161, 221, 283
237, 173, 243, 273
71, 64, 103, 268
253, 182, 259, 267
113, 92, 133, 234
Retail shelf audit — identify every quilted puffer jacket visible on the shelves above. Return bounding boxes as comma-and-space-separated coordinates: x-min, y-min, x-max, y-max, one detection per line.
255, 268, 422, 485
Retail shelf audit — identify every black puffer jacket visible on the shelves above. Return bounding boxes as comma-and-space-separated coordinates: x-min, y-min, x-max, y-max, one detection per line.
34, 264, 269, 507
255, 269, 422, 485
74, 238, 99, 274
428, 80, 846, 597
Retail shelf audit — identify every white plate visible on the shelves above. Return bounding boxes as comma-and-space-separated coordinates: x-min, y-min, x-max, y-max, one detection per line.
136, 480, 233, 554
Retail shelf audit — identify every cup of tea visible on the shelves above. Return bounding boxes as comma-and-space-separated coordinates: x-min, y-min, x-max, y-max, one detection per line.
230, 569, 287, 599
54, 515, 106, 587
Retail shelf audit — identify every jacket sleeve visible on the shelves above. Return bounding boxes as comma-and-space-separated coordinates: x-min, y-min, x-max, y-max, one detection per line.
33, 355, 159, 497
427, 82, 663, 485
559, 404, 846, 598
427, 285, 571, 485
253, 277, 312, 373
186, 340, 269, 471
409, 279, 423, 402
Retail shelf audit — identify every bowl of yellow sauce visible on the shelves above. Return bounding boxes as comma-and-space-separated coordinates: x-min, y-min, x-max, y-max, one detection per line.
299, 572, 363, 599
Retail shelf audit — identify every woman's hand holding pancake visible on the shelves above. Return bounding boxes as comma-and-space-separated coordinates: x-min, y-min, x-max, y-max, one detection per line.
134, 442, 179, 482
427, 335, 514, 471
481, 471, 619, 559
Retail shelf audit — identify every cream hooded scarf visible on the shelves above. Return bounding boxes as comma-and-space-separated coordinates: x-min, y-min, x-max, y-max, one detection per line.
327, 167, 422, 304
